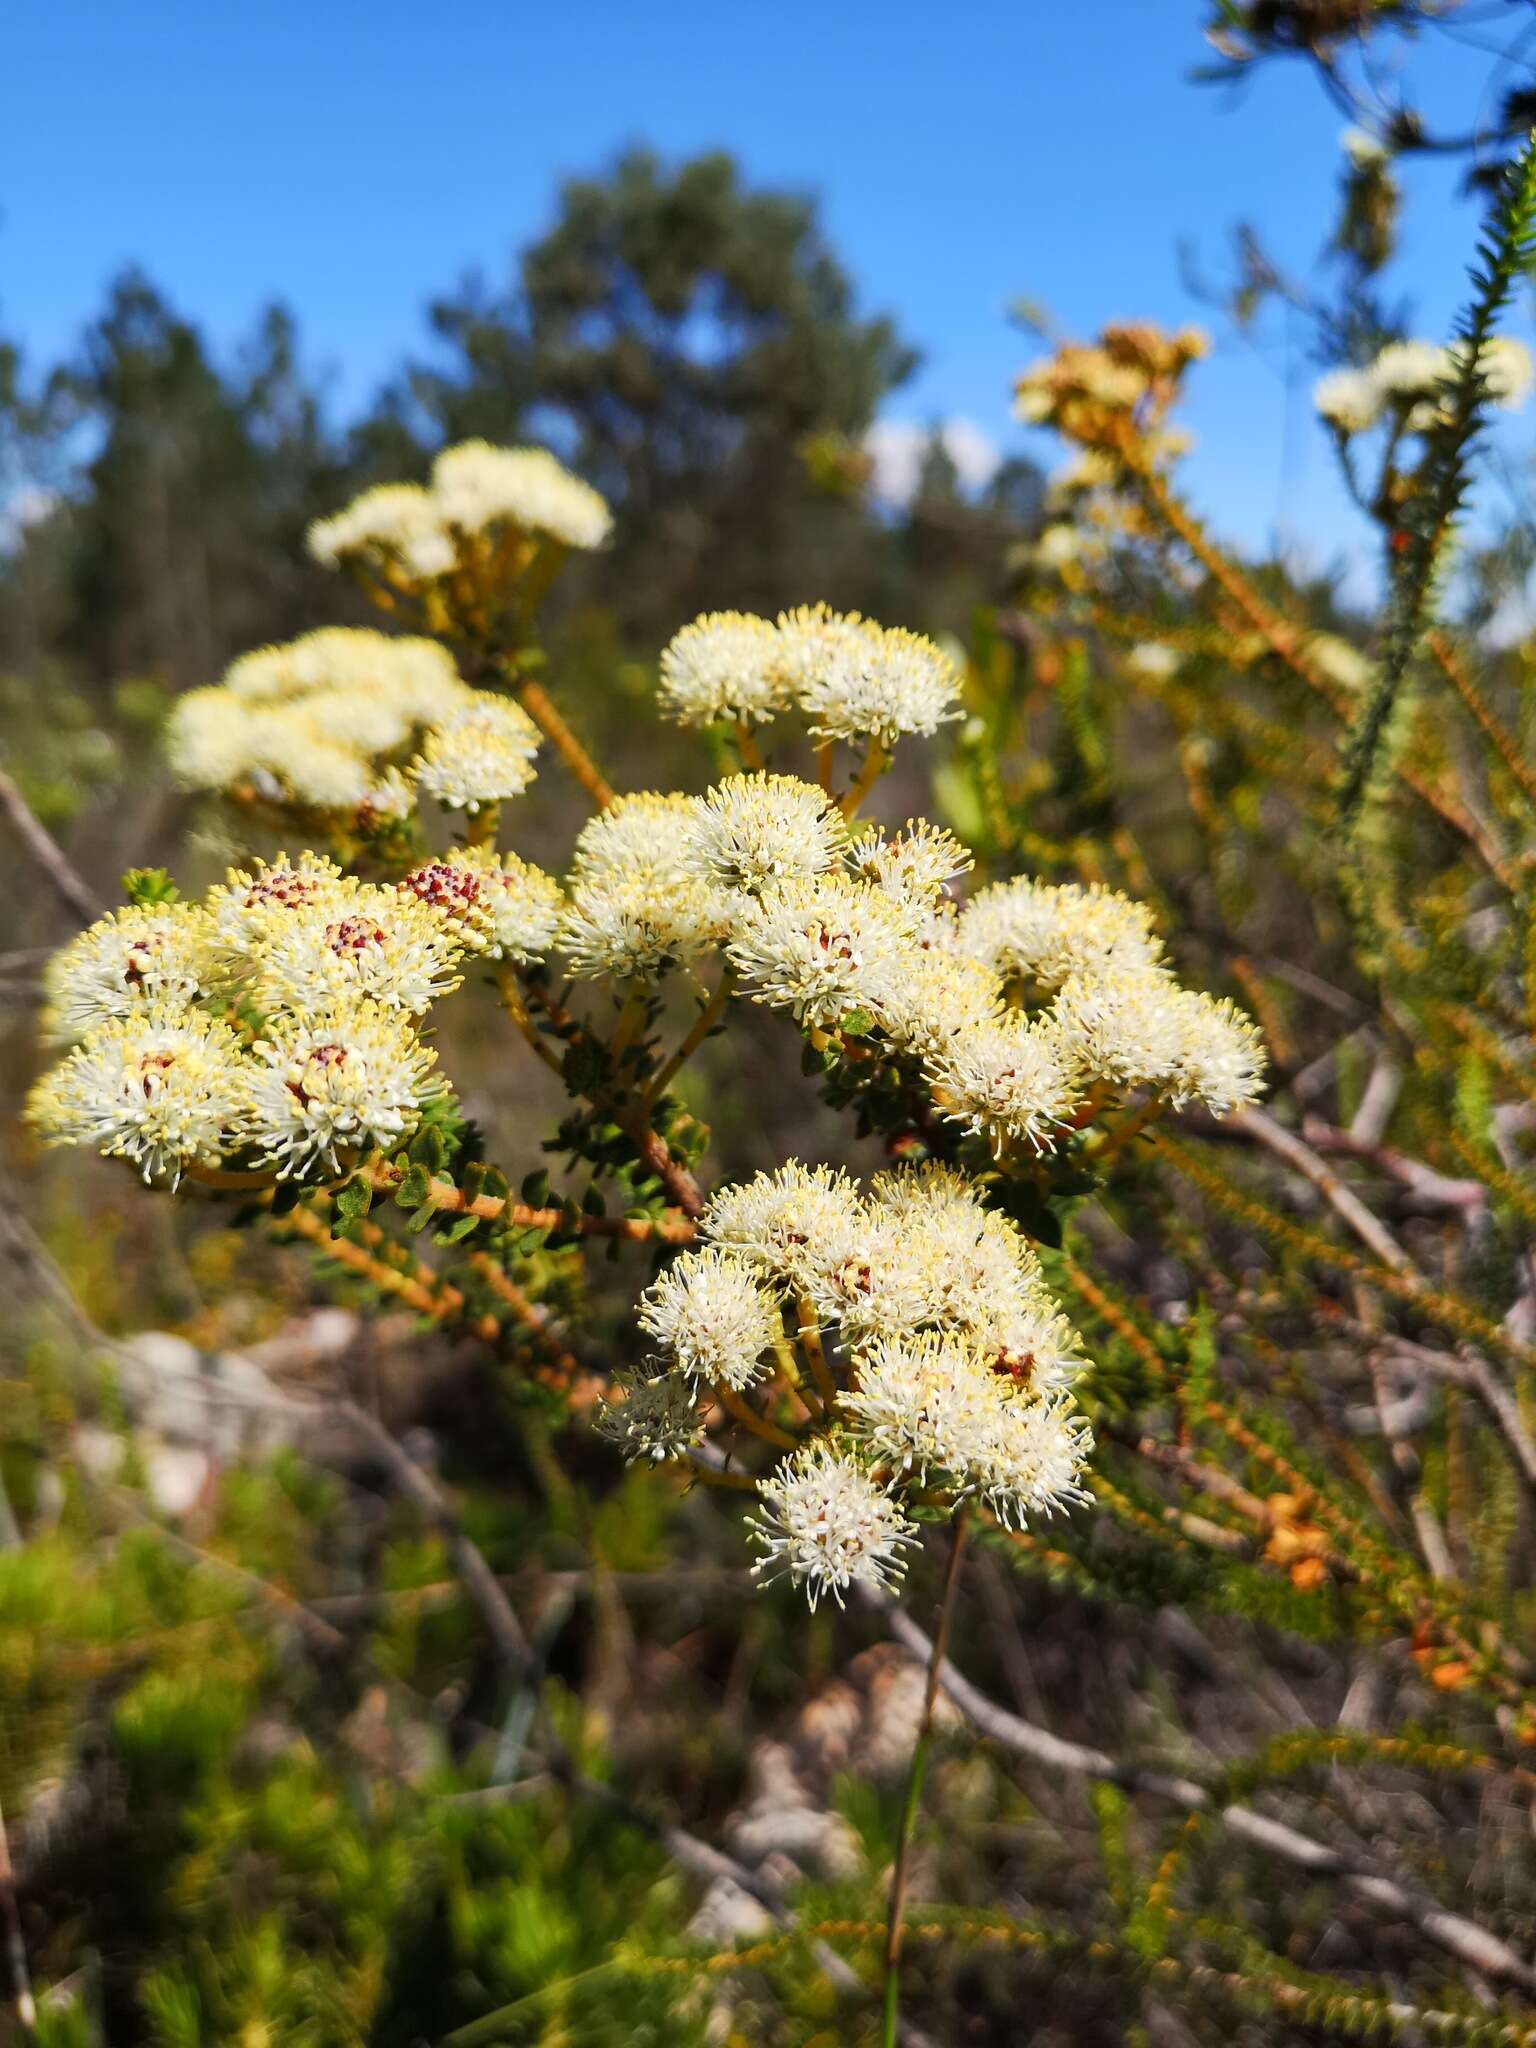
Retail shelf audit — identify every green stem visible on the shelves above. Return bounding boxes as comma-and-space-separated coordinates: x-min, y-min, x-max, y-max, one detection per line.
462, 800, 500, 849
773, 1338, 825, 1421
1340, 126, 1536, 821
1085, 1090, 1168, 1165
496, 965, 566, 1078
796, 1301, 839, 1413
881, 1511, 967, 2047
840, 738, 890, 819
644, 971, 734, 1106
608, 991, 648, 1065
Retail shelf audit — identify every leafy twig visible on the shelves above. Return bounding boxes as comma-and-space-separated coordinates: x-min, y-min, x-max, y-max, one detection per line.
1339, 128, 1536, 819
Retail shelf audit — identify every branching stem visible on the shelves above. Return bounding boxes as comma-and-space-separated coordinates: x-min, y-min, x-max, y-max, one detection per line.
513, 674, 616, 810
645, 972, 735, 1106
882, 1513, 968, 2047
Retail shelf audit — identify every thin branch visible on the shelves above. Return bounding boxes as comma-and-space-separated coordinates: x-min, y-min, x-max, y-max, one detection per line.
453, 1759, 933, 2047
882, 1515, 967, 2047
1220, 1105, 1412, 1271
869, 1593, 1536, 1995
1340, 129, 1536, 817
110, 1494, 350, 1657
1204, 1112, 1536, 1501
1300, 1116, 1488, 1214
0, 1793, 36, 2044
0, 771, 104, 928
512, 675, 616, 810
333, 1400, 533, 1681
1429, 627, 1536, 813
361, 1159, 698, 1242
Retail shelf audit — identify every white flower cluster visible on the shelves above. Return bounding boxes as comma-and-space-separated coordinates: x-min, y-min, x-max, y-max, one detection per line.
1314, 335, 1533, 437
555, 770, 1264, 1149
168, 628, 474, 813
601, 1160, 1093, 1608
28, 845, 565, 1186
166, 627, 543, 818
657, 605, 962, 745
307, 441, 611, 582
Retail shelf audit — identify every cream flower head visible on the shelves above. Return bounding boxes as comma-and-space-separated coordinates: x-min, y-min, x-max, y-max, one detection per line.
749, 1443, 916, 1608
956, 877, 1163, 991
727, 873, 917, 1028
307, 482, 457, 580
410, 698, 542, 812
559, 866, 723, 982
43, 904, 218, 1045
791, 616, 962, 745
244, 1004, 441, 1177
700, 1161, 865, 1295
681, 773, 848, 898
247, 881, 464, 1018
430, 441, 612, 550
924, 1015, 1086, 1153
597, 1374, 704, 1463
27, 1008, 250, 1187
658, 611, 789, 727
400, 849, 564, 963
637, 1248, 784, 1389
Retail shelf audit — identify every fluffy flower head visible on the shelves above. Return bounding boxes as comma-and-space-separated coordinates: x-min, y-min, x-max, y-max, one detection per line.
400, 850, 563, 962
682, 773, 848, 898
1313, 367, 1382, 435
1050, 967, 1190, 1092
728, 873, 916, 1028
701, 1161, 865, 1294
637, 1249, 784, 1389
431, 441, 612, 550
27, 1008, 249, 1186
307, 483, 456, 581
559, 866, 722, 982
204, 853, 348, 960
750, 1443, 915, 1607
658, 611, 789, 726
597, 1375, 703, 1462
844, 1330, 1009, 1486
957, 877, 1163, 990
973, 1392, 1094, 1527
793, 616, 962, 745
411, 698, 542, 812
569, 791, 697, 885
848, 820, 972, 908
925, 1015, 1085, 1153
248, 882, 464, 1018
44, 904, 217, 1044
244, 1005, 441, 1177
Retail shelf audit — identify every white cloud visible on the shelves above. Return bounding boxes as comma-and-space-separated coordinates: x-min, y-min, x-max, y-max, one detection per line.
1481, 581, 1536, 650
864, 417, 1001, 507
0, 485, 60, 553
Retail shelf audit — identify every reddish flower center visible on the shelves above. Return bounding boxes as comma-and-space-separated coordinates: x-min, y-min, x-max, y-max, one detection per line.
326, 916, 388, 955
401, 864, 482, 919
246, 872, 321, 910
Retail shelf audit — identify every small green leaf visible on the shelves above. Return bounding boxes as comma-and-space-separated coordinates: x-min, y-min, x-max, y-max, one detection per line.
122, 865, 181, 907
393, 1163, 434, 1211
334, 1178, 372, 1223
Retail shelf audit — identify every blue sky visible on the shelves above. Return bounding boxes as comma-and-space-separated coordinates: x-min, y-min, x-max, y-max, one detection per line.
2, 1, 1529, 578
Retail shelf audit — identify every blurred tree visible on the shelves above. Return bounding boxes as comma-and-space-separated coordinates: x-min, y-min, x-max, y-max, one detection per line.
878, 430, 1045, 638
378, 148, 922, 631
0, 273, 344, 695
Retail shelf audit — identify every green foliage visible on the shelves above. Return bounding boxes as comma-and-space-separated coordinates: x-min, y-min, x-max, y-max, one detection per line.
1340, 127, 1536, 818
13, 40, 1536, 2048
